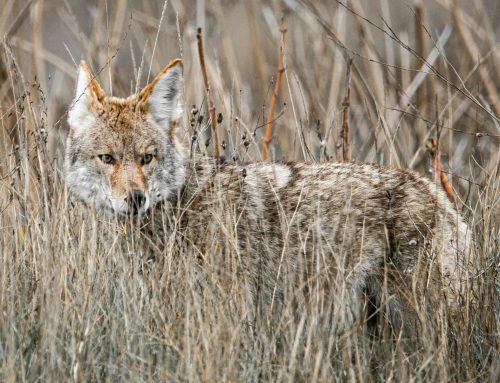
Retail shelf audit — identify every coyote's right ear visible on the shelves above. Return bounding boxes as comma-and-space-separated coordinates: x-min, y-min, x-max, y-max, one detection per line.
68, 61, 105, 131
139, 59, 183, 128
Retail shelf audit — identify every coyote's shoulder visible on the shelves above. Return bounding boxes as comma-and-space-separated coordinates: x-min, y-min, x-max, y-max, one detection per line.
66, 58, 472, 333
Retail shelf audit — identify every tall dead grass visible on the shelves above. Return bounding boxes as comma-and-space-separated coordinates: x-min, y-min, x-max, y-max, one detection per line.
0, 0, 499, 381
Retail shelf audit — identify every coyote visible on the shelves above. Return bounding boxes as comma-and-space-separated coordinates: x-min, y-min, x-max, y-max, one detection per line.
66, 59, 472, 333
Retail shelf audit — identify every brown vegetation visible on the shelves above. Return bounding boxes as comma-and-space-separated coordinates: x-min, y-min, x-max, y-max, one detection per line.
0, 0, 499, 381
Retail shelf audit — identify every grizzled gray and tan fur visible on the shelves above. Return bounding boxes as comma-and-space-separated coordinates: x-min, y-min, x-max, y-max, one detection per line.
66, 58, 472, 334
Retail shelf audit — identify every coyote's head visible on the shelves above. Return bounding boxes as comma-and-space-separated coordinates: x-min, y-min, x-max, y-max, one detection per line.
66, 59, 186, 216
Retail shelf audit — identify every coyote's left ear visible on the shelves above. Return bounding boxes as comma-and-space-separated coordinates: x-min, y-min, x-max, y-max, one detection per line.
139, 59, 183, 128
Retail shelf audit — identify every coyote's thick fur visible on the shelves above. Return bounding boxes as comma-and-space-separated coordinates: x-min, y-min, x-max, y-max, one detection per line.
66, 59, 472, 334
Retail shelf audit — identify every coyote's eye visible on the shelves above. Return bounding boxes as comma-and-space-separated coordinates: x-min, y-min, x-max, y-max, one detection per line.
98, 154, 115, 165
141, 154, 154, 166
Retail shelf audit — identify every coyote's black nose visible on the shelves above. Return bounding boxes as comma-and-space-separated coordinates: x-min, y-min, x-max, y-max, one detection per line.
127, 189, 147, 213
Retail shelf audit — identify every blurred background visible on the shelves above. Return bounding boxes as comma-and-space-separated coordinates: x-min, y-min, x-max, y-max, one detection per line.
1, 0, 499, 206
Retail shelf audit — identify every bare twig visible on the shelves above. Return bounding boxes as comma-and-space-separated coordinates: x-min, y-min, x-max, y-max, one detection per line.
337, 59, 353, 162
426, 134, 455, 203
262, 17, 286, 161
196, 27, 220, 159
432, 98, 454, 202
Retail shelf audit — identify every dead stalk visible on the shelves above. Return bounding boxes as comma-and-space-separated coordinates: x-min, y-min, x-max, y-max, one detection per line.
196, 27, 220, 159
427, 136, 455, 203
337, 58, 352, 162
426, 101, 455, 202
261, 17, 286, 161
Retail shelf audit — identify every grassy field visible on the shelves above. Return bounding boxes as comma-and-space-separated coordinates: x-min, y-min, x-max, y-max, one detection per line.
1, 0, 499, 381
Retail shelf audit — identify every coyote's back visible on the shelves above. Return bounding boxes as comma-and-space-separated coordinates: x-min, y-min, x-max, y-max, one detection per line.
65, 58, 472, 334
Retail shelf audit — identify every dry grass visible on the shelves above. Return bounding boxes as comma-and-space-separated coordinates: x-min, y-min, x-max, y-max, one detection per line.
0, 0, 499, 381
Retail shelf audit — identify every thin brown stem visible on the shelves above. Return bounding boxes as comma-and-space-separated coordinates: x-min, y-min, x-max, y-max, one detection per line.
196, 27, 220, 159
427, 136, 455, 203
337, 58, 352, 162
261, 17, 286, 161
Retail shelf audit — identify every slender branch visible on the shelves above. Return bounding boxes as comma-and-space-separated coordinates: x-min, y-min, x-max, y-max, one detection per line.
261, 17, 286, 161
196, 27, 220, 158
427, 137, 455, 203
337, 58, 352, 162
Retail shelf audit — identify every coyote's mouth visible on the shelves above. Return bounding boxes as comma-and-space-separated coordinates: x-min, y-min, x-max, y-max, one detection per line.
105, 191, 150, 217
